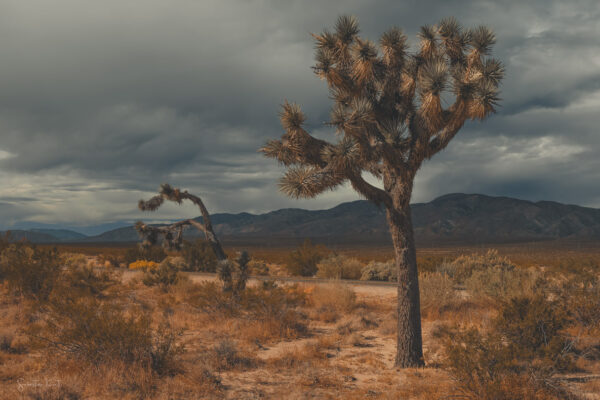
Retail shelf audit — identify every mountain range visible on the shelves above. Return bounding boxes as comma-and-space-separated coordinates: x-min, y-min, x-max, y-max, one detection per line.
3, 193, 600, 245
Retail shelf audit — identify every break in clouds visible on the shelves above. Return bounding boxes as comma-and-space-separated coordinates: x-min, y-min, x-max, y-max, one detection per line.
0, 0, 599, 228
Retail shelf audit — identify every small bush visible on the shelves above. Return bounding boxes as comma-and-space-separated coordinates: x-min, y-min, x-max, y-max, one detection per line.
212, 340, 255, 371
124, 245, 166, 265
464, 266, 539, 304
494, 295, 573, 371
248, 259, 269, 276
142, 261, 183, 291
419, 272, 457, 317
447, 249, 515, 284
187, 281, 308, 339
316, 254, 363, 280
31, 296, 184, 374
360, 260, 396, 282
150, 322, 185, 376
59, 264, 119, 298
443, 328, 564, 400
0, 243, 61, 301
181, 239, 218, 272
417, 255, 447, 273
160, 256, 187, 270
285, 239, 328, 277
310, 284, 356, 322
555, 273, 600, 331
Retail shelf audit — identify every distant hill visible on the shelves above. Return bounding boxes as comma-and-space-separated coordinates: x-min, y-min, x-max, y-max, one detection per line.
2, 229, 87, 243
80, 193, 600, 245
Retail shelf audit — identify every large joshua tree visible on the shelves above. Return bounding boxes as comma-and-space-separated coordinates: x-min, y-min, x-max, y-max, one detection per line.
261, 16, 503, 367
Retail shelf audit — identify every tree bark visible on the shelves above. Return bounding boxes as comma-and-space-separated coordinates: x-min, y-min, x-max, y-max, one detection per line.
387, 199, 424, 368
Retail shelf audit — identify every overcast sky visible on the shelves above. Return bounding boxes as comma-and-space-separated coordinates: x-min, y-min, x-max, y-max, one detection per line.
0, 0, 599, 228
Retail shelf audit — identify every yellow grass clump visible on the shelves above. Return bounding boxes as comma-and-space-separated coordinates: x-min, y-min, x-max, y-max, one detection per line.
129, 260, 159, 270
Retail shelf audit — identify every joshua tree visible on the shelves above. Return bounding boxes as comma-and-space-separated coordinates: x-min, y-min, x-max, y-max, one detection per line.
261, 16, 503, 367
136, 184, 227, 261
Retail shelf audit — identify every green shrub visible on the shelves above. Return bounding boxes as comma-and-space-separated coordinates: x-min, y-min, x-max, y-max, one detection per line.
316, 254, 363, 280
181, 239, 218, 272
0, 243, 61, 301
360, 260, 396, 282
124, 245, 167, 265
446, 249, 515, 284
285, 239, 327, 277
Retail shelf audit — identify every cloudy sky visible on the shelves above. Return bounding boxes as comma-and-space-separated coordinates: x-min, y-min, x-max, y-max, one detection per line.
0, 0, 599, 229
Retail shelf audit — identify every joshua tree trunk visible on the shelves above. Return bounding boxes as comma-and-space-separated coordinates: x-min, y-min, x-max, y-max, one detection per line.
387, 191, 424, 367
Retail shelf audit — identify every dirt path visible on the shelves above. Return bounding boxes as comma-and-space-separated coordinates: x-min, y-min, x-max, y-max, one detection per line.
121, 270, 399, 298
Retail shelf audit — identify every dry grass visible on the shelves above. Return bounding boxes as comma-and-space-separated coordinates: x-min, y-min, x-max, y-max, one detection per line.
1, 243, 599, 399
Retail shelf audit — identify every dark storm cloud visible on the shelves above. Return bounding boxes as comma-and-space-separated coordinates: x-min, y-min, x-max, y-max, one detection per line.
0, 0, 599, 227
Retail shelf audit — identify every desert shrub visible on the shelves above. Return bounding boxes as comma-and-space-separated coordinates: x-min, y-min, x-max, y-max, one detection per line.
150, 322, 186, 376
181, 239, 218, 272
124, 245, 166, 264
97, 253, 122, 268
494, 295, 573, 371
0, 243, 61, 301
187, 281, 307, 339
464, 266, 539, 304
59, 264, 119, 298
310, 284, 356, 322
248, 259, 269, 276
556, 275, 600, 331
550, 257, 599, 278
443, 328, 566, 400
212, 340, 255, 371
160, 255, 187, 270
187, 281, 238, 315
285, 239, 328, 277
0, 328, 26, 354
316, 254, 363, 280
142, 261, 184, 291
25, 383, 83, 400
61, 253, 88, 268
419, 272, 457, 317
446, 249, 516, 284
417, 254, 447, 273
31, 296, 184, 375
360, 260, 396, 282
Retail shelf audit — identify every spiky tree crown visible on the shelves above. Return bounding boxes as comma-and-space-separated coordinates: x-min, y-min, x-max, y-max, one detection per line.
261, 16, 503, 207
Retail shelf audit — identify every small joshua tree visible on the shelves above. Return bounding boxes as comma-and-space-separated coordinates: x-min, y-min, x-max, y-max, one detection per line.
261, 16, 503, 367
137, 185, 250, 295
136, 184, 226, 261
